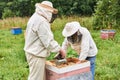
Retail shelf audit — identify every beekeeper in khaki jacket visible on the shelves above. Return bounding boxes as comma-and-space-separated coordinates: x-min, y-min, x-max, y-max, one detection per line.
24, 1, 65, 80
62, 21, 98, 80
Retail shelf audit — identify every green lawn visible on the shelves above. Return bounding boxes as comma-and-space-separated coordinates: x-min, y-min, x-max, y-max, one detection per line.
0, 30, 28, 80
0, 17, 120, 80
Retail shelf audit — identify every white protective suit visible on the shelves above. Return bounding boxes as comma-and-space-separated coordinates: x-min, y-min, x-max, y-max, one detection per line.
62, 22, 98, 60
24, 2, 60, 80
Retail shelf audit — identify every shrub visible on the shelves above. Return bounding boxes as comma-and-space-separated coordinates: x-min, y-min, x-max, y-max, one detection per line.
92, 0, 120, 30
2, 8, 15, 19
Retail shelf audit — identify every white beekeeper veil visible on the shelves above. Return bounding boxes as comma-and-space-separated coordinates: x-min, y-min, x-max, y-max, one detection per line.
62, 21, 81, 37
35, 1, 58, 22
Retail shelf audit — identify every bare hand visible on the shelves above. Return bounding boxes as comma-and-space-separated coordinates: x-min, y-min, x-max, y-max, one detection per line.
59, 49, 66, 58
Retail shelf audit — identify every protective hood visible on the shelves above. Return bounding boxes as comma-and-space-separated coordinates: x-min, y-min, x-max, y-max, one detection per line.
62, 21, 82, 37
35, 1, 58, 22
35, 3, 52, 22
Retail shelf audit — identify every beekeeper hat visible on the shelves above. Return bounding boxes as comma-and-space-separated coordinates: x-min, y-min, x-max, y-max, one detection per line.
39, 1, 58, 14
62, 21, 81, 37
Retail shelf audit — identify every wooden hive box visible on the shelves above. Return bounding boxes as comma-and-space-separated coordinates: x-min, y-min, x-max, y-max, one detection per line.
45, 58, 91, 80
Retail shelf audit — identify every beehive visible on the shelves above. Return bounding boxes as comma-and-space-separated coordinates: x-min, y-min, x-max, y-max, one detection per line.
100, 29, 116, 40
45, 58, 91, 80
11, 27, 22, 35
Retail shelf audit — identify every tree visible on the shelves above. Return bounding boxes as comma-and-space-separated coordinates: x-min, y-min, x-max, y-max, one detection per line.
0, 0, 97, 19
93, 0, 120, 29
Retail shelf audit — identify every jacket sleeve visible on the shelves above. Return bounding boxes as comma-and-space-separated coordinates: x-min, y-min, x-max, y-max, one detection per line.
79, 29, 90, 60
62, 38, 69, 53
37, 21, 61, 53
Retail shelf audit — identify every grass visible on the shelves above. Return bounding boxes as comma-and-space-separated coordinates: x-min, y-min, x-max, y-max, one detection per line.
0, 17, 28, 30
0, 17, 120, 80
0, 30, 28, 80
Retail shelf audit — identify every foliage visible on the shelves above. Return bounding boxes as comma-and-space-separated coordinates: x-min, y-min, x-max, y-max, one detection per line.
92, 0, 120, 29
2, 8, 15, 19
0, 0, 31, 18
0, 0, 97, 19
0, 2, 6, 18
50, 0, 96, 16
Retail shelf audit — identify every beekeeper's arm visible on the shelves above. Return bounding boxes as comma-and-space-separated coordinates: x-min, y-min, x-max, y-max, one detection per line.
79, 30, 90, 60
62, 38, 70, 53
37, 21, 61, 53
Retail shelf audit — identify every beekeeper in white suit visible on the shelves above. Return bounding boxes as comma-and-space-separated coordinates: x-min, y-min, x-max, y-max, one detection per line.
24, 1, 66, 80
62, 21, 98, 80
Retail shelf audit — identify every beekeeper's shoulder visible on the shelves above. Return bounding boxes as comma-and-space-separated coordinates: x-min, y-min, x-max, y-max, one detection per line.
80, 27, 89, 34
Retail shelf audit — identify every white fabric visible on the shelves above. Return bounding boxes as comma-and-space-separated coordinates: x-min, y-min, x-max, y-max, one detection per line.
62, 21, 81, 37
41, 1, 53, 7
25, 52, 46, 80
24, 1, 60, 80
62, 22, 98, 60
24, 3, 60, 58
70, 42, 81, 55
35, 3, 52, 22
37, 1, 58, 14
